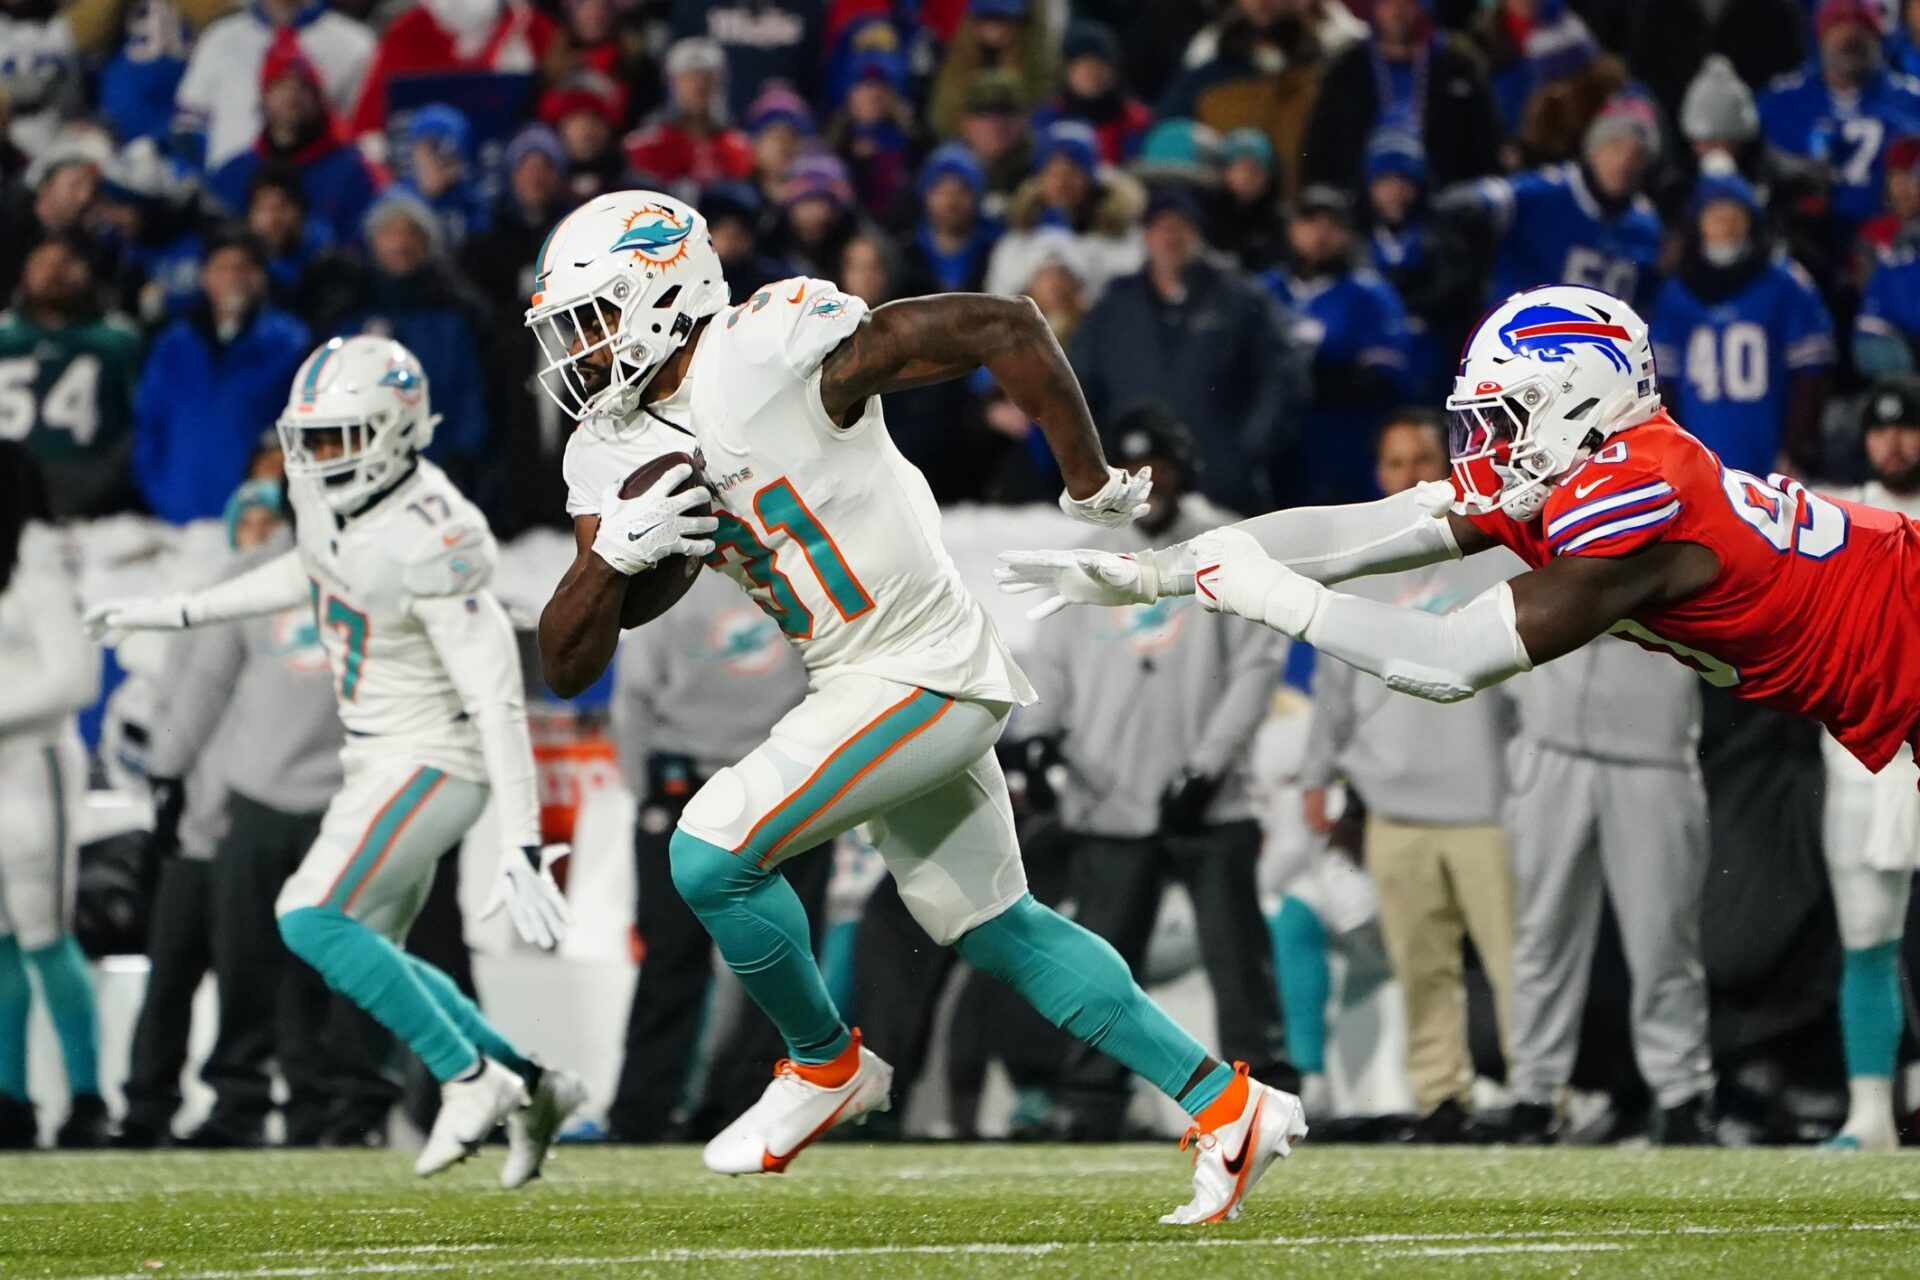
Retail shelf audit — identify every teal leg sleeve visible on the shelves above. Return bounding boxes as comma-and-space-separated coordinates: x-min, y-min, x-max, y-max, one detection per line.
1840, 941, 1903, 1080
818, 919, 860, 1015
401, 953, 533, 1079
669, 829, 849, 1063
23, 938, 97, 1094
954, 894, 1214, 1114
279, 908, 478, 1083
0, 938, 29, 1102
1271, 898, 1330, 1076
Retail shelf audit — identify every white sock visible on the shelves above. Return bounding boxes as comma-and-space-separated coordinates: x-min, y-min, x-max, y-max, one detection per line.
1842, 1077, 1895, 1138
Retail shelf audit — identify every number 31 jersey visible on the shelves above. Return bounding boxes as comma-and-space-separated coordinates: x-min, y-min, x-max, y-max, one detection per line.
1471, 411, 1920, 771
563, 276, 1034, 706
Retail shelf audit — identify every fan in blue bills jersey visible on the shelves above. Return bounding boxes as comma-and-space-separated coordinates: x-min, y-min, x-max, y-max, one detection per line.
1759, 0, 1920, 232
1857, 238, 1920, 376
1444, 94, 1664, 308
1650, 159, 1835, 478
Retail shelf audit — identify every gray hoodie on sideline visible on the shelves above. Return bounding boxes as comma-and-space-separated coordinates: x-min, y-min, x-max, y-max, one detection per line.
1301, 549, 1526, 826
1016, 498, 1290, 838
610, 568, 810, 795
1508, 635, 1701, 768
148, 535, 346, 855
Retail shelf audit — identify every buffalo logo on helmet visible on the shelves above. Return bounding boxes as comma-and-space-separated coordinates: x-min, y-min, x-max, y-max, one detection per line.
1497, 303, 1633, 374
609, 204, 693, 268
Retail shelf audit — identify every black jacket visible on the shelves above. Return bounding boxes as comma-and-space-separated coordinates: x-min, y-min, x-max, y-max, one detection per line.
1300, 38, 1504, 196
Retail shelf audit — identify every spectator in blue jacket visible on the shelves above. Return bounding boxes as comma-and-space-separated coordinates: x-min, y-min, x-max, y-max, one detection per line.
311, 193, 491, 490
133, 230, 310, 523
902, 144, 1001, 293
207, 41, 382, 250
390, 104, 490, 248
1264, 184, 1411, 505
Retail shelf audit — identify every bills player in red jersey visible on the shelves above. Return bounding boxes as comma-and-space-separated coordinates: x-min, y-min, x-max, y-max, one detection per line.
997, 283, 1920, 776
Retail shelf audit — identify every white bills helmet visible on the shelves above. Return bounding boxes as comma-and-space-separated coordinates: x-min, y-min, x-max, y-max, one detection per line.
523, 190, 730, 420
1445, 284, 1660, 520
278, 336, 438, 513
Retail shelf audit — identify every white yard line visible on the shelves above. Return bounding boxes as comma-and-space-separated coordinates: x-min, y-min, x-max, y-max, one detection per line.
49, 1218, 1920, 1279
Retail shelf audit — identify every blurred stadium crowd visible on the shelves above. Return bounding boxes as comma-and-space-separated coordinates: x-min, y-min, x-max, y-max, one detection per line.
3, 0, 1920, 1152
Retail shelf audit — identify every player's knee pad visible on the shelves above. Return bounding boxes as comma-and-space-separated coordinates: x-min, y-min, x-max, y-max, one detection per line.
668, 827, 764, 916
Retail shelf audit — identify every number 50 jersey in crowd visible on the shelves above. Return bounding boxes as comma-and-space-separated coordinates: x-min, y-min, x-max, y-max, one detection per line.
290, 459, 502, 779
1468, 411, 1920, 772
562, 275, 1034, 706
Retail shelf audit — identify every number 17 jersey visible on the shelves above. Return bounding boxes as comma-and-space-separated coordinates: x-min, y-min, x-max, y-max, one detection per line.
562, 276, 1034, 706
1470, 411, 1920, 771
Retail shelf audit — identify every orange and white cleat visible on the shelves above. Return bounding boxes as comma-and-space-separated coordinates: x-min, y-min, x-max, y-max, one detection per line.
1160, 1062, 1309, 1225
702, 1028, 893, 1175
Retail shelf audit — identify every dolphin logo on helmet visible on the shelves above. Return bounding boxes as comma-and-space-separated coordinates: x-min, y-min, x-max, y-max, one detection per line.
609, 206, 693, 266
1497, 303, 1634, 373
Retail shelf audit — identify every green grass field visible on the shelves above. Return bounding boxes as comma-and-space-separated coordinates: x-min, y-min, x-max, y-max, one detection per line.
1, 1143, 1916, 1279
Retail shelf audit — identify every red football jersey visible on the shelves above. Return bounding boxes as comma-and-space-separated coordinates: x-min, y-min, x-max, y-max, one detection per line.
1470, 411, 1920, 770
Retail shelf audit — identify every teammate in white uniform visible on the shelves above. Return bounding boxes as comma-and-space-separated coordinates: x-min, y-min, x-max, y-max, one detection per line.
1817, 376, 1920, 1152
85, 337, 584, 1184
532, 191, 1306, 1225
0, 444, 105, 1150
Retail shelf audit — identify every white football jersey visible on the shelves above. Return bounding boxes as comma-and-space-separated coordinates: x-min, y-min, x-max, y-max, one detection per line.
290, 460, 502, 779
564, 276, 1034, 706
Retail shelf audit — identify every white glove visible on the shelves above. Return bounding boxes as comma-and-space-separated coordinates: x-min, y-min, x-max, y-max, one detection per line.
482, 843, 574, 951
82, 596, 190, 646
590, 466, 720, 576
1411, 479, 1458, 518
994, 548, 1157, 620
1059, 465, 1152, 528
1191, 527, 1327, 637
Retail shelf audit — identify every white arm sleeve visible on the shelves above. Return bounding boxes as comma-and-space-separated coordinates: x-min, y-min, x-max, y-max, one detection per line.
1146, 483, 1461, 596
1302, 581, 1533, 705
414, 591, 540, 849
181, 550, 308, 625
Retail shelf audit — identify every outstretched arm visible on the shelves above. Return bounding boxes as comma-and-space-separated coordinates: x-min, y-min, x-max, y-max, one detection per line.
1193, 526, 1720, 703
85, 549, 308, 643
819, 294, 1142, 522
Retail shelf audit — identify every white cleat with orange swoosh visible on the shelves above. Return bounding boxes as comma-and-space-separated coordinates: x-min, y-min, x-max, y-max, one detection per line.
1160, 1062, 1309, 1226
702, 1028, 893, 1175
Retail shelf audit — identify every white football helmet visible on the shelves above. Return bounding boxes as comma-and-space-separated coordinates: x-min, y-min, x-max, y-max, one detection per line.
523, 190, 730, 420
1445, 284, 1660, 520
278, 336, 439, 513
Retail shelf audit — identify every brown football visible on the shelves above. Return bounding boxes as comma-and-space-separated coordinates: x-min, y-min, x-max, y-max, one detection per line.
617, 451, 711, 629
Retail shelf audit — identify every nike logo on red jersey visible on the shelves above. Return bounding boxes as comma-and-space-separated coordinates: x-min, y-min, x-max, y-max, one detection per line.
1574, 476, 1613, 499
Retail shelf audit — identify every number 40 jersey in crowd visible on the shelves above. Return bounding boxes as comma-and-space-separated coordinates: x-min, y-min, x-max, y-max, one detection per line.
1468, 411, 1920, 772
561, 275, 1034, 706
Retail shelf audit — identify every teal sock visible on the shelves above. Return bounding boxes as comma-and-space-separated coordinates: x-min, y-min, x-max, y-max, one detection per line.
1840, 940, 1903, 1080
279, 908, 478, 1082
24, 938, 97, 1095
670, 829, 849, 1063
402, 954, 534, 1078
1270, 898, 1330, 1076
1181, 1061, 1236, 1113
0, 938, 29, 1102
954, 894, 1211, 1113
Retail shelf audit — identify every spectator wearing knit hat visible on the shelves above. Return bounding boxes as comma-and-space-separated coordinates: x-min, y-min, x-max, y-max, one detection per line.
1440, 92, 1663, 308
825, 45, 917, 224
1207, 126, 1284, 272
1301, 0, 1502, 198
746, 81, 816, 208
208, 40, 382, 251
624, 38, 753, 188
1031, 19, 1153, 165
902, 143, 1001, 293
1682, 54, 1835, 294
1858, 135, 1920, 258
1760, 0, 1920, 233
347, 0, 559, 142
1362, 130, 1479, 398
391, 104, 490, 247
985, 120, 1145, 302
539, 70, 627, 201
953, 69, 1035, 205
772, 152, 861, 277
243, 162, 351, 326
1129, 117, 1223, 195
173, 0, 374, 171
1651, 157, 1835, 479
929, 0, 1057, 140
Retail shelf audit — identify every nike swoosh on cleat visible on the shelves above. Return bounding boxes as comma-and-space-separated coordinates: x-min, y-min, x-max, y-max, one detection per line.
760, 1089, 860, 1172
1205, 1096, 1266, 1223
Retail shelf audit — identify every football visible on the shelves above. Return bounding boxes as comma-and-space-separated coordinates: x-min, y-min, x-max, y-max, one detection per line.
617, 451, 711, 629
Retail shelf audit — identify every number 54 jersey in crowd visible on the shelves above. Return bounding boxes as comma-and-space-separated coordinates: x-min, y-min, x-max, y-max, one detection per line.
1469, 411, 1920, 771
562, 276, 1034, 706
289, 460, 500, 778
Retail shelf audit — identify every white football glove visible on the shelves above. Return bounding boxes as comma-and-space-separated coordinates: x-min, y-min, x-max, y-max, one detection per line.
994, 548, 1157, 620
82, 596, 190, 646
1059, 465, 1152, 528
590, 466, 719, 576
1190, 527, 1327, 638
482, 843, 574, 951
